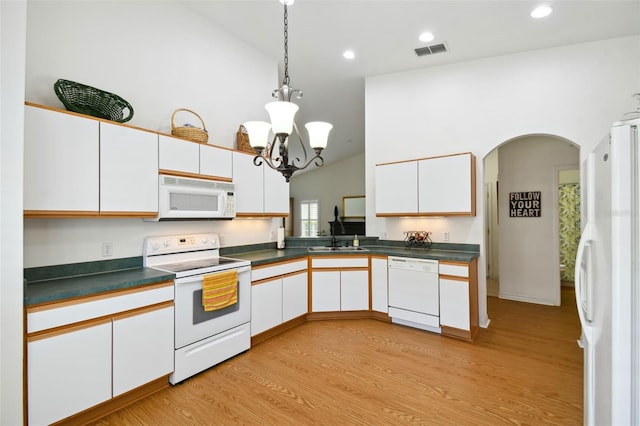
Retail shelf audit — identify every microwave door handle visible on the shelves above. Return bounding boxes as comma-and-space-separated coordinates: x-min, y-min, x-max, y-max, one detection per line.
220, 191, 228, 215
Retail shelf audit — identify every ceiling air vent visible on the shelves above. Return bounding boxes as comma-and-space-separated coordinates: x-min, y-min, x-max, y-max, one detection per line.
415, 43, 447, 57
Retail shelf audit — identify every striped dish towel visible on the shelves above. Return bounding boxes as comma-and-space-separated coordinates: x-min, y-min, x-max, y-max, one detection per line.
202, 270, 238, 311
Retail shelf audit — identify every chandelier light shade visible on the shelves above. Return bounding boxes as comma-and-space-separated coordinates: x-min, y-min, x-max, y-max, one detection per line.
243, 121, 272, 149
264, 101, 299, 135
243, 1, 332, 182
305, 121, 332, 150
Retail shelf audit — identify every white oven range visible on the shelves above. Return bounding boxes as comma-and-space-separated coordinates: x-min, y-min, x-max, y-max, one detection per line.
143, 233, 251, 384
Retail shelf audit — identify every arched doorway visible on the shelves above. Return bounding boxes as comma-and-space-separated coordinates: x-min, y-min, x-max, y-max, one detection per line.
483, 134, 580, 306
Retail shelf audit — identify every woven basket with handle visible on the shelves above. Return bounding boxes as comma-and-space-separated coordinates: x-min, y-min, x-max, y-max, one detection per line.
171, 108, 208, 144
236, 125, 254, 154
54, 79, 134, 123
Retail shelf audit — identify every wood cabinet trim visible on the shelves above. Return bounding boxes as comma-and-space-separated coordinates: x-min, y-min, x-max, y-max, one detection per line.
311, 267, 369, 272
439, 274, 469, 282
27, 316, 112, 342
439, 260, 471, 266
369, 254, 388, 261
25, 102, 233, 152
235, 212, 288, 218
158, 169, 232, 182
26, 280, 174, 312
376, 152, 474, 167
24, 210, 100, 218
25, 102, 155, 135
252, 270, 307, 286
112, 300, 174, 321
252, 257, 308, 271
98, 211, 158, 218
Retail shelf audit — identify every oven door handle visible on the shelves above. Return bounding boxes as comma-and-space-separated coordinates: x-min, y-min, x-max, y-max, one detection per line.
174, 265, 250, 286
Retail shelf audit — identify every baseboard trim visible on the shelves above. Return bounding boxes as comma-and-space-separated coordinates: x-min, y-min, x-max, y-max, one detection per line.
53, 376, 169, 426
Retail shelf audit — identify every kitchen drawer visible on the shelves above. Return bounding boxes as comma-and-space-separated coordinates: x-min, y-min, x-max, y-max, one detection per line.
439, 262, 469, 278
311, 256, 369, 269
27, 282, 173, 333
252, 258, 307, 282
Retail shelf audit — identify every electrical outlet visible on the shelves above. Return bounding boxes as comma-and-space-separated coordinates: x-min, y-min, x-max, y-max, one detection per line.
102, 242, 113, 257
270, 230, 275, 240
443, 232, 450, 242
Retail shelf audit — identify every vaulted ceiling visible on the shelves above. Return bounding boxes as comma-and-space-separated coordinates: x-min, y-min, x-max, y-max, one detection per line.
183, 0, 640, 168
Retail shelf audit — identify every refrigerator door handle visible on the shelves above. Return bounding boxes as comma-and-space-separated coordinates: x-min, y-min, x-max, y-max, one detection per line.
575, 222, 594, 344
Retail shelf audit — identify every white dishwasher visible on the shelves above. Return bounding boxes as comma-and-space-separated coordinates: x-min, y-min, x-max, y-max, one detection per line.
387, 256, 440, 333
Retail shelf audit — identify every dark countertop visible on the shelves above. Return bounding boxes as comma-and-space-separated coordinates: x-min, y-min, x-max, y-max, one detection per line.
24, 239, 479, 307
229, 245, 478, 267
24, 257, 175, 307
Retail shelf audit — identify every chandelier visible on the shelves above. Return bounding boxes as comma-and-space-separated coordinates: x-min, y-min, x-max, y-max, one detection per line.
243, 0, 332, 182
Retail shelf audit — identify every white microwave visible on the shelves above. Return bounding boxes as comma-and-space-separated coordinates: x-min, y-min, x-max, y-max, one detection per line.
150, 174, 236, 221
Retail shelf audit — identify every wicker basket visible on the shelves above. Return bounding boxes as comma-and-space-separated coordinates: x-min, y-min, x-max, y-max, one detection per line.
54, 79, 134, 123
171, 109, 209, 144
236, 125, 254, 153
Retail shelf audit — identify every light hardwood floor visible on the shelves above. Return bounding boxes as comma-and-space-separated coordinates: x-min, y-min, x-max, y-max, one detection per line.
93, 289, 582, 425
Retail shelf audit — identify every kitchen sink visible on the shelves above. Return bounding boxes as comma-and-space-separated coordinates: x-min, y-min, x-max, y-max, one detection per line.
307, 246, 369, 252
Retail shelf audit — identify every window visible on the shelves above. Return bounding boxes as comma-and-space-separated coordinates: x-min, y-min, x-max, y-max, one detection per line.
300, 200, 319, 237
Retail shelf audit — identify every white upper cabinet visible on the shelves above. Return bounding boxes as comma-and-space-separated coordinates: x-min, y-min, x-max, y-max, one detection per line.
375, 160, 418, 215
100, 123, 158, 215
158, 135, 200, 175
418, 153, 475, 215
375, 152, 476, 217
24, 104, 100, 215
200, 144, 233, 181
158, 134, 233, 181
232, 151, 289, 216
233, 151, 264, 214
264, 165, 289, 215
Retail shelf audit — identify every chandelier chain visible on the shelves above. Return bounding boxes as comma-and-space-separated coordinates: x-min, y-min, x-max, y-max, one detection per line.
283, 4, 290, 86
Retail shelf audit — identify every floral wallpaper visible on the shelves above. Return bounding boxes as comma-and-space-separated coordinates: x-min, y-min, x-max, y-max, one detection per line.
559, 183, 580, 281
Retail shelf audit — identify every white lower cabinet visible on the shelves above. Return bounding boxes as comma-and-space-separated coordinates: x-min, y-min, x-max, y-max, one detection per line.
370, 256, 388, 313
112, 304, 174, 396
251, 279, 283, 336
340, 270, 369, 311
251, 259, 308, 337
26, 282, 174, 425
439, 278, 470, 330
438, 259, 479, 341
310, 256, 369, 312
282, 272, 309, 322
311, 270, 341, 312
27, 320, 112, 426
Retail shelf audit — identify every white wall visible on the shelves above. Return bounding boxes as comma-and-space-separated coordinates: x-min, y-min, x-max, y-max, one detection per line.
289, 153, 365, 237
1, 1, 26, 423
366, 35, 640, 326
498, 136, 579, 305
24, 1, 282, 267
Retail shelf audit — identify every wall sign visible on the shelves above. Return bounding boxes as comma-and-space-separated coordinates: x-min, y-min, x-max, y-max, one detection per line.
509, 191, 541, 217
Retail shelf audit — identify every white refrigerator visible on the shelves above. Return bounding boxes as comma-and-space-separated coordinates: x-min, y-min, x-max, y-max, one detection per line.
575, 118, 639, 425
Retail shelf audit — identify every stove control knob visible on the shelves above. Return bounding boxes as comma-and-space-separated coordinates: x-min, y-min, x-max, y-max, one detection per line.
151, 242, 160, 251
201, 237, 208, 245
163, 240, 170, 248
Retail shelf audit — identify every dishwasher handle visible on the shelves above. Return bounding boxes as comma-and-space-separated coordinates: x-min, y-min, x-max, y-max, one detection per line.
388, 256, 438, 273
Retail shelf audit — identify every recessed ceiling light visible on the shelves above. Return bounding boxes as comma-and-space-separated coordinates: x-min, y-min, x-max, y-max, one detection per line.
279, 0, 294, 5
531, 5, 552, 18
343, 50, 355, 60
419, 32, 435, 43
